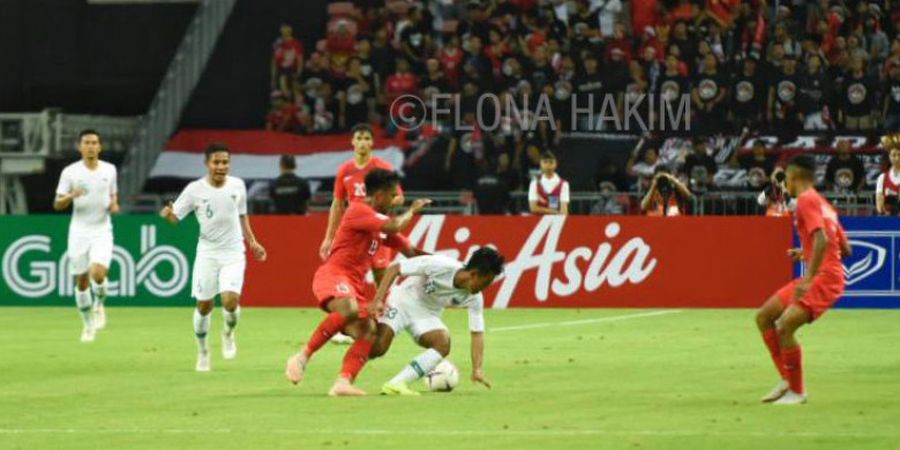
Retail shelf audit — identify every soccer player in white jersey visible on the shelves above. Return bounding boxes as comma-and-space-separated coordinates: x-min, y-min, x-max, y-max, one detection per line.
368, 248, 505, 395
160, 143, 267, 372
54, 129, 119, 343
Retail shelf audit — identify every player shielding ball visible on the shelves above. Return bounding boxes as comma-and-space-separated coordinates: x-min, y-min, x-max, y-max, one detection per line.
755, 155, 851, 405
368, 249, 504, 396
54, 129, 119, 342
160, 143, 267, 372
320, 123, 405, 344
285, 169, 430, 396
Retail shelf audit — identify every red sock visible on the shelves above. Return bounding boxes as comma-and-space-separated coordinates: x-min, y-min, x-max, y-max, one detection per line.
782, 345, 804, 394
762, 328, 787, 379
303, 312, 346, 359
339, 338, 373, 381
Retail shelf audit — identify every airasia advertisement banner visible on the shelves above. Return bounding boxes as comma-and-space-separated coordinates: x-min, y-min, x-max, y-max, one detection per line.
243, 215, 794, 308
2, 215, 794, 308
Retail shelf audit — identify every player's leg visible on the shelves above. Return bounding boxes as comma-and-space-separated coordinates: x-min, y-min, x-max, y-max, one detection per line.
756, 283, 794, 402
69, 239, 95, 342
88, 233, 113, 329
285, 295, 361, 385
88, 263, 109, 330
382, 317, 450, 396
329, 317, 376, 396
191, 255, 218, 371
217, 257, 245, 360
773, 304, 811, 405
369, 323, 397, 359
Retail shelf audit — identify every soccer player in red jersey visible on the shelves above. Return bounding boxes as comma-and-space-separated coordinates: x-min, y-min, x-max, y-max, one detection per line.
321, 123, 405, 344
755, 155, 851, 405
286, 169, 430, 396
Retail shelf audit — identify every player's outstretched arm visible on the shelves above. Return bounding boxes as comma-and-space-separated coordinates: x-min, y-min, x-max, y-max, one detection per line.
381, 198, 431, 233
320, 198, 346, 260
369, 262, 401, 317
470, 332, 491, 389
159, 202, 179, 225
240, 215, 267, 262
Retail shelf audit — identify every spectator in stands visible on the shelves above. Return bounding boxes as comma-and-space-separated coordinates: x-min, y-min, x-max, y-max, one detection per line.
338, 57, 374, 126
270, 155, 311, 214
740, 140, 776, 176
266, 92, 308, 133
825, 139, 866, 192
272, 24, 304, 98
840, 57, 878, 131
627, 142, 663, 191
592, 0, 623, 39
875, 145, 900, 215
528, 151, 570, 215
799, 54, 834, 130
884, 60, 900, 132
445, 110, 487, 189
641, 167, 692, 217
682, 137, 718, 193
768, 54, 804, 137
312, 82, 341, 132
473, 159, 512, 215
730, 57, 765, 131
399, 6, 431, 72
692, 54, 727, 135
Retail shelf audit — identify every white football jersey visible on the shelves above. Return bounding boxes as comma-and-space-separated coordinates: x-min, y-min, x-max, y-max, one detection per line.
55, 160, 117, 235
172, 176, 247, 255
394, 255, 485, 332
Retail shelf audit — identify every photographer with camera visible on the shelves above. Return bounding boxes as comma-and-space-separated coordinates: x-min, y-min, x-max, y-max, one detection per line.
876, 138, 900, 216
641, 167, 693, 217
757, 167, 792, 217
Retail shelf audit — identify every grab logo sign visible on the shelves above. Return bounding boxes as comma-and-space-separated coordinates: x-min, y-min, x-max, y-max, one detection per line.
2, 225, 189, 299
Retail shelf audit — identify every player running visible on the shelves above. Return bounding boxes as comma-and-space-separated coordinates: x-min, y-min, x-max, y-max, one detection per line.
320, 123, 404, 344
755, 155, 851, 405
160, 143, 267, 372
285, 169, 430, 396
54, 129, 119, 342
369, 248, 504, 395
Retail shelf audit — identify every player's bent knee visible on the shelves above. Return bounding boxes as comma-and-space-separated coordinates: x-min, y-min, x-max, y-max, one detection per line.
75, 274, 90, 290
197, 300, 214, 315
89, 265, 108, 283
220, 292, 240, 311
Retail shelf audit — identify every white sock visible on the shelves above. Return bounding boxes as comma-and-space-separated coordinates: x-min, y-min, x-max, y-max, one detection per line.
193, 309, 210, 354
90, 278, 108, 306
75, 288, 93, 328
389, 349, 444, 385
223, 306, 240, 335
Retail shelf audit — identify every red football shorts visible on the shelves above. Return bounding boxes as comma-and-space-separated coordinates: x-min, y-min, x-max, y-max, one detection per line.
312, 266, 370, 318
775, 273, 845, 322
372, 245, 397, 270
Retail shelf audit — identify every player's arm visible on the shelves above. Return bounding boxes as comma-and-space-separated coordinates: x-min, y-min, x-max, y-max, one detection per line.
53, 170, 82, 211
320, 197, 346, 259
799, 229, 829, 296
469, 297, 490, 388
380, 198, 431, 233
161, 185, 194, 225
240, 215, 267, 261
369, 262, 401, 317
159, 202, 179, 224
109, 167, 120, 214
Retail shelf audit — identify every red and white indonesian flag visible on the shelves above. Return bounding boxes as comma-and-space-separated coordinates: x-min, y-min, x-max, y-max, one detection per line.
150, 129, 407, 179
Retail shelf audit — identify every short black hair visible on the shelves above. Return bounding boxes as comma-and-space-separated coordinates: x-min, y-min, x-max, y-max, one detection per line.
540, 150, 557, 161
787, 154, 817, 177
280, 154, 296, 170
351, 123, 374, 137
464, 247, 505, 277
78, 129, 101, 143
364, 168, 400, 194
204, 142, 230, 161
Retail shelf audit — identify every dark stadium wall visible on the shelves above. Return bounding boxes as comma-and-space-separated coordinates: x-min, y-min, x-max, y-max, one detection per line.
178, 0, 329, 129
0, 0, 196, 115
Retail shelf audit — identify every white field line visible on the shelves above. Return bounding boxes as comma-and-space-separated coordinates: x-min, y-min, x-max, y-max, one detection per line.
491, 310, 682, 332
0, 428, 894, 439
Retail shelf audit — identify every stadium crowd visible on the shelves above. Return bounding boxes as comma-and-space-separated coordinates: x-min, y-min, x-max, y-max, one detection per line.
264, 0, 900, 211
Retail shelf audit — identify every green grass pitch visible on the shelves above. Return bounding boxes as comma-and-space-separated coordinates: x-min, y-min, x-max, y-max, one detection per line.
1, 307, 898, 450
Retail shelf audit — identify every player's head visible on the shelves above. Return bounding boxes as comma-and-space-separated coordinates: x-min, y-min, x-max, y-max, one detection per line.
77, 129, 102, 160
539, 151, 557, 175
279, 154, 296, 172
364, 168, 401, 212
204, 143, 231, 183
351, 123, 374, 155
463, 247, 505, 294
785, 154, 817, 196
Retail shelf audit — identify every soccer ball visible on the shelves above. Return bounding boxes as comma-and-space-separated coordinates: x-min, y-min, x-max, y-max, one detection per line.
426, 360, 459, 392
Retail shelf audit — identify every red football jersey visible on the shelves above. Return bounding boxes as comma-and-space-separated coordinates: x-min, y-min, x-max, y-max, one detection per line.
334, 157, 401, 202
321, 201, 410, 283
795, 189, 846, 279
